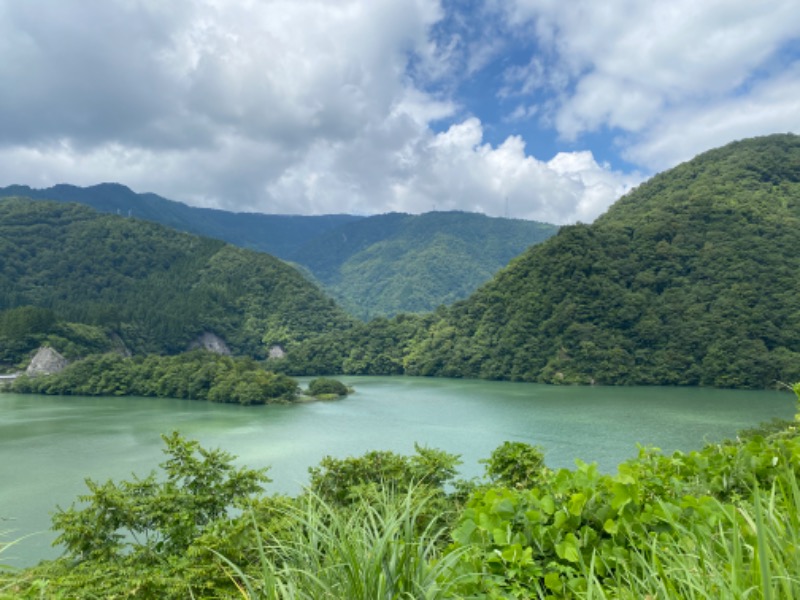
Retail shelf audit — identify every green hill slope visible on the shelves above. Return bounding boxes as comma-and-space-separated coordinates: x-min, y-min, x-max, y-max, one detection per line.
0, 183, 361, 258
288, 212, 558, 318
287, 134, 800, 388
0, 198, 354, 360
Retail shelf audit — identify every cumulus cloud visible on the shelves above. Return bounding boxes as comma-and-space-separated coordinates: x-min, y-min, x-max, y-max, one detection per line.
624, 65, 800, 170
0, 0, 636, 223
499, 0, 800, 167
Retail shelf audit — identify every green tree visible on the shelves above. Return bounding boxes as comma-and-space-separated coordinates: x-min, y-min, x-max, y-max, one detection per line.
481, 441, 549, 489
52, 432, 269, 563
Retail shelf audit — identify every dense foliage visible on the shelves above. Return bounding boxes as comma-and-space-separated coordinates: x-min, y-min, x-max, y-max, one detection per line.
288, 211, 558, 319
11, 351, 299, 405
0, 198, 354, 361
306, 377, 350, 398
0, 306, 116, 371
3, 389, 799, 599
286, 134, 800, 388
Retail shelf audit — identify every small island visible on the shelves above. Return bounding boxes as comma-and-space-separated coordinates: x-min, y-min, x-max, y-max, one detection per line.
302, 377, 353, 401
8, 350, 301, 406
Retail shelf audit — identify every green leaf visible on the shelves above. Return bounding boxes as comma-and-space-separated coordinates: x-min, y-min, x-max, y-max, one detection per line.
555, 533, 581, 563
568, 493, 587, 516
544, 571, 562, 591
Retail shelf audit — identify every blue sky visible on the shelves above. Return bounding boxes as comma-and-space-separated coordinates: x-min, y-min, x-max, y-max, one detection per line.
0, 0, 798, 224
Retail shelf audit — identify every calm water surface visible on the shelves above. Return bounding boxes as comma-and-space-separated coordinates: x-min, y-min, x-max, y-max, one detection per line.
0, 376, 792, 566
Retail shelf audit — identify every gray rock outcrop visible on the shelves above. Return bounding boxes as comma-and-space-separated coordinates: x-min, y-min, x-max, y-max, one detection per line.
188, 332, 232, 355
26, 346, 68, 377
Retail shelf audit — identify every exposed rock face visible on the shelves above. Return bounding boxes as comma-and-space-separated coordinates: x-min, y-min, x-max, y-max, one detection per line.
26, 346, 68, 377
268, 345, 286, 359
110, 333, 132, 357
189, 332, 232, 355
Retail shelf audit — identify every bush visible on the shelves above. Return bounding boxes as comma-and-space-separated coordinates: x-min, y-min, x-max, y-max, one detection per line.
307, 377, 349, 397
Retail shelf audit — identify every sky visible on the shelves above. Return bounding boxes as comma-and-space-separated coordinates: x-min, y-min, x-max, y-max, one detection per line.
0, 1, 798, 225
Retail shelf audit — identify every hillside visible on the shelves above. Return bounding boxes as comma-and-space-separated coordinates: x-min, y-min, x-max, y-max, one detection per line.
286, 133, 800, 388
0, 184, 559, 318
0, 183, 361, 258
0, 198, 354, 362
288, 212, 558, 318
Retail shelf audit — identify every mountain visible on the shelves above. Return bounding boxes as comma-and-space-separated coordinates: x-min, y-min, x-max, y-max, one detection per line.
0, 183, 559, 318
286, 133, 800, 388
288, 212, 558, 319
0, 183, 361, 258
0, 198, 354, 361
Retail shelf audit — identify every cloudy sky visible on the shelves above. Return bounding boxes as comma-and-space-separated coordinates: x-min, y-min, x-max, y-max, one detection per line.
0, 0, 798, 224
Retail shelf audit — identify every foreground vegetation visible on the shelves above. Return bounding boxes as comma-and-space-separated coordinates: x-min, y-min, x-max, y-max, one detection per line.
2, 387, 799, 598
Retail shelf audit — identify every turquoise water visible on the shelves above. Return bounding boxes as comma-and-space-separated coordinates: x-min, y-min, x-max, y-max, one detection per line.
0, 376, 792, 566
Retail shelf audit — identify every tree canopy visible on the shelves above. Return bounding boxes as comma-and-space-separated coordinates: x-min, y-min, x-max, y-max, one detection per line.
0, 198, 354, 362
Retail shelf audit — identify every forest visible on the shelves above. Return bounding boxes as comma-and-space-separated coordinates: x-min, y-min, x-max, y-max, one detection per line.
10, 351, 299, 405
0, 198, 353, 365
4, 135, 800, 388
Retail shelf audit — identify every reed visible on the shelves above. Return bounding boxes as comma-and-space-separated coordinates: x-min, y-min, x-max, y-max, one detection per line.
217, 487, 466, 599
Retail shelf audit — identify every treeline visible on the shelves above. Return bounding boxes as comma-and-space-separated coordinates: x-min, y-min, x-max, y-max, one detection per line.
284, 134, 800, 389
4, 396, 800, 597
0, 198, 354, 361
11, 351, 298, 405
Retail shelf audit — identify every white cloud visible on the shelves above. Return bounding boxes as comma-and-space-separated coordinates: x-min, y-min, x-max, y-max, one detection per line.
501, 0, 800, 165
0, 0, 640, 224
625, 65, 800, 170
383, 118, 638, 224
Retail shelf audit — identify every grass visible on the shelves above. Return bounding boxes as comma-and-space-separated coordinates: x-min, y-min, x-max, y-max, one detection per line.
585, 466, 800, 599
216, 487, 466, 599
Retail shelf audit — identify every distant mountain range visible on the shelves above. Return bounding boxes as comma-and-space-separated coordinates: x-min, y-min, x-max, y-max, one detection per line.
288, 211, 557, 318
0, 183, 361, 258
0, 183, 558, 318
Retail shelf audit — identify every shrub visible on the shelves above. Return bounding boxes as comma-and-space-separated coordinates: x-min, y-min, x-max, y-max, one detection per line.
307, 377, 349, 397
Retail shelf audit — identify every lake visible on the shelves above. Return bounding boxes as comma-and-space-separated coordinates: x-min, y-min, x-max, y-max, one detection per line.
0, 376, 793, 567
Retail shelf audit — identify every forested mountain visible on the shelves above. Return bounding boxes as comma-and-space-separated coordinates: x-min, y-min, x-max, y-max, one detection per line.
0, 198, 353, 364
288, 211, 558, 318
286, 134, 800, 388
0, 184, 558, 318
0, 183, 361, 258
